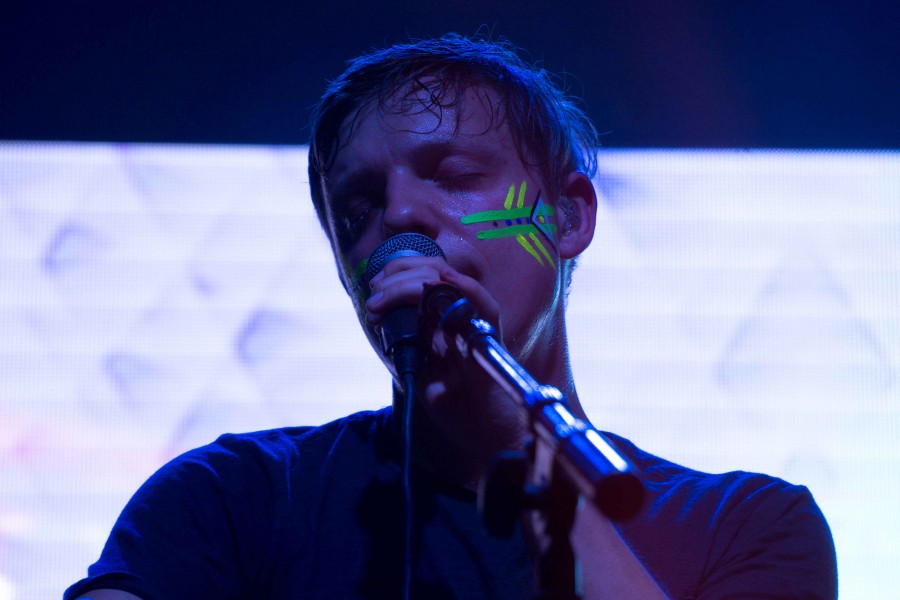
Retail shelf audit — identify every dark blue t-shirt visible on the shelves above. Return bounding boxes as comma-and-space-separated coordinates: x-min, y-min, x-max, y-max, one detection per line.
65, 407, 837, 599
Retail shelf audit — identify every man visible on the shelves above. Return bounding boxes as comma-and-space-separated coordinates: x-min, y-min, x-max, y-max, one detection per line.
66, 35, 837, 599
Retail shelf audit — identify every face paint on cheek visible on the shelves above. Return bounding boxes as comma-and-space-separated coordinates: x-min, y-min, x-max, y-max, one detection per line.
342, 257, 369, 307
460, 180, 558, 269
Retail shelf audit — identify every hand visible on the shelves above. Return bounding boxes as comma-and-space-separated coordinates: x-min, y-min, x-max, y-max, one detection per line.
365, 255, 525, 486
365, 256, 503, 399
365, 257, 501, 342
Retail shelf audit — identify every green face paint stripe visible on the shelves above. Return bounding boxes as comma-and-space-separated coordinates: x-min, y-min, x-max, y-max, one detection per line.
476, 224, 557, 240
516, 233, 544, 265
461, 206, 533, 224
349, 258, 370, 304
460, 204, 555, 225
353, 258, 369, 283
529, 232, 556, 270
462, 181, 555, 225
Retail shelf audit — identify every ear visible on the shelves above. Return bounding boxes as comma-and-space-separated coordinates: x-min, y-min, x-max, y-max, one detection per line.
556, 171, 597, 260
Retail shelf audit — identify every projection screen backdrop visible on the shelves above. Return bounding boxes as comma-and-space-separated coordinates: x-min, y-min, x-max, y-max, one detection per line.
0, 142, 897, 598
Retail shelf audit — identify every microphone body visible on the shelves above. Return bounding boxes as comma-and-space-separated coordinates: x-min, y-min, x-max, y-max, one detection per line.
364, 233, 445, 376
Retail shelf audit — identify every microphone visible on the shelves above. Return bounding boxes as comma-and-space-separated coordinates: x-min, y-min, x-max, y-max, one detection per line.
364, 233, 445, 378
364, 233, 445, 600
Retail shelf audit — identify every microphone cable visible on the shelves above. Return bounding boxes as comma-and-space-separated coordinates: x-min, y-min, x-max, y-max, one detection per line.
402, 371, 415, 600
363, 233, 446, 600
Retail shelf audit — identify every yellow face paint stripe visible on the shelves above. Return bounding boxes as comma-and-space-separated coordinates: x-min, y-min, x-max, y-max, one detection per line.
529, 233, 556, 270
516, 233, 544, 265
503, 183, 515, 211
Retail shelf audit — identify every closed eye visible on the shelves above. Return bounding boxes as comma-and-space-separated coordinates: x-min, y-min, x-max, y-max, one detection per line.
340, 200, 377, 239
433, 157, 487, 190
436, 171, 484, 190
332, 190, 384, 249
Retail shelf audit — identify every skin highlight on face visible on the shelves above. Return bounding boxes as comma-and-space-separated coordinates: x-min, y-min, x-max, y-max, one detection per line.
459, 180, 558, 269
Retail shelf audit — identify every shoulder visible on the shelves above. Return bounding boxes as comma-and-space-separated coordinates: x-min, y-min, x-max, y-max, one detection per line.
63, 408, 398, 600
121, 407, 397, 521
604, 431, 815, 516
605, 432, 837, 598
168, 407, 395, 477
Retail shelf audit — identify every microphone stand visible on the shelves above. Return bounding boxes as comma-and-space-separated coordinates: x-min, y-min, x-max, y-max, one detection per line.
422, 284, 645, 600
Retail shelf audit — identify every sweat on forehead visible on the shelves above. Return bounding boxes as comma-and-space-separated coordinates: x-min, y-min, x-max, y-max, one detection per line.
335, 78, 507, 154
323, 70, 510, 169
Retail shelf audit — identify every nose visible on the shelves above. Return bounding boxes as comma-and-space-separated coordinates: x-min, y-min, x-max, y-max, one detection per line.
381, 170, 441, 240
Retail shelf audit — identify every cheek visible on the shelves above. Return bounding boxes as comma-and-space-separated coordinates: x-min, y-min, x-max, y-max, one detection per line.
331, 229, 382, 298
331, 251, 371, 326
485, 240, 560, 311
460, 179, 560, 271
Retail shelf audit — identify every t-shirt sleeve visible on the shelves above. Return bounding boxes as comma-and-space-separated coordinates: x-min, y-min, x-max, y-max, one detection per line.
64, 437, 274, 600
697, 481, 838, 600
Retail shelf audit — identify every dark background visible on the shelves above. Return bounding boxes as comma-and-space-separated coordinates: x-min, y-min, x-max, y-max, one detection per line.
2, 0, 898, 148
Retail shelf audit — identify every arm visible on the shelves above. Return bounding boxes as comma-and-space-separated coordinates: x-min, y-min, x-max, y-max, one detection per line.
572, 501, 670, 600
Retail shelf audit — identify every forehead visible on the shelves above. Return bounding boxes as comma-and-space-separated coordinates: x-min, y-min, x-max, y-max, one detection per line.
333, 79, 514, 159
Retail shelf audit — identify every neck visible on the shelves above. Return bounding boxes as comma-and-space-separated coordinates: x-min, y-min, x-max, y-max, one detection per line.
398, 328, 585, 492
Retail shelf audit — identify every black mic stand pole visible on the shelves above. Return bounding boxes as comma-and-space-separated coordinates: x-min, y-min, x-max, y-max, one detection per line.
422, 285, 645, 600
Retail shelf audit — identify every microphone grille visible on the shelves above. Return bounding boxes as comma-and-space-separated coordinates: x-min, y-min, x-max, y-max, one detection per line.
364, 233, 445, 285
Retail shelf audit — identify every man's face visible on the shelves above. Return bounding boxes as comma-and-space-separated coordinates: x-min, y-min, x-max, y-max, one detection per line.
319, 81, 566, 378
